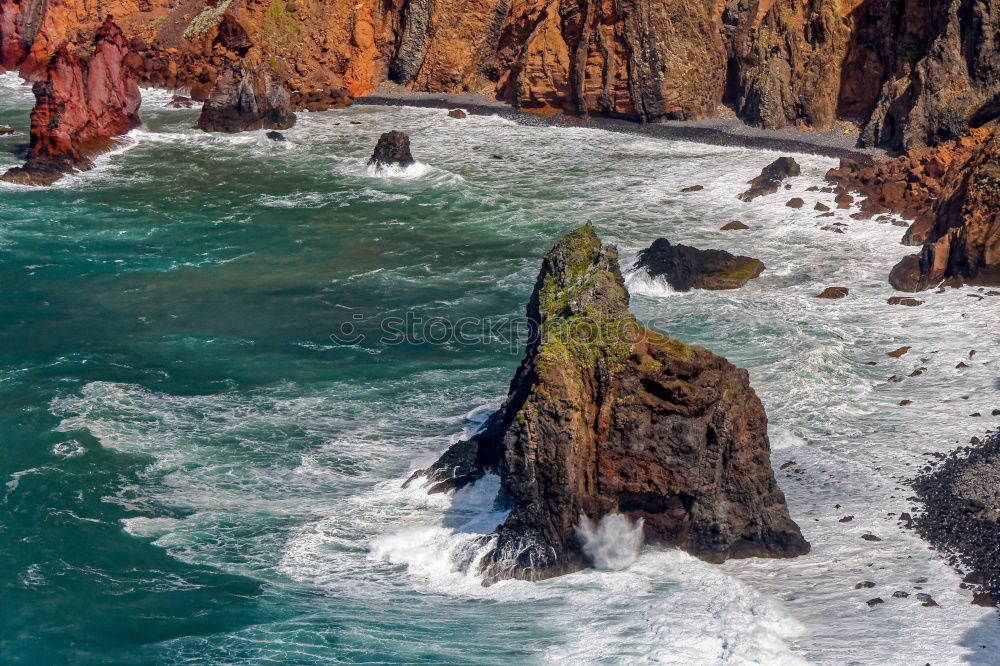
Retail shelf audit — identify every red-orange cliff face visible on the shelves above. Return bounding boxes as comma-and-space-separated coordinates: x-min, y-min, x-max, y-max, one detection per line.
1, 17, 141, 185
0, 0, 995, 151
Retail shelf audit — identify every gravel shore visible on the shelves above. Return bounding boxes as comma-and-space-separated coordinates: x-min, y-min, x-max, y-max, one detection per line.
912, 431, 1000, 607
356, 87, 885, 162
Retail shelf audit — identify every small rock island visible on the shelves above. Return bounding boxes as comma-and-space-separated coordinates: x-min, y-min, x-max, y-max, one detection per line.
412, 225, 809, 583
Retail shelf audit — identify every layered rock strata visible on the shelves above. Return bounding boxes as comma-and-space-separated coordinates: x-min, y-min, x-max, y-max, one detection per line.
0, 0, 996, 151
413, 225, 808, 583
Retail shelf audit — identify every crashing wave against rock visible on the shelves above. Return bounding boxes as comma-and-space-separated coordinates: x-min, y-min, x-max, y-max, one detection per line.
409, 225, 808, 583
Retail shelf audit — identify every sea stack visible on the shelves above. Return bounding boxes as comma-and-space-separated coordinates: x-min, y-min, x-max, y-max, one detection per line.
197, 65, 296, 134
1, 17, 141, 186
412, 225, 808, 583
368, 131, 415, 170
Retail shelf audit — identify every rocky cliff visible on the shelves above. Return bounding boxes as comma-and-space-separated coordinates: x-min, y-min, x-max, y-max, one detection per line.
414, 225, 808, 583
0, 0, 996, 151
828, 127, 1000, 291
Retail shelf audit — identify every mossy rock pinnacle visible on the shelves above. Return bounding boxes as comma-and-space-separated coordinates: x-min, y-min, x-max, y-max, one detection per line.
414, 226, 808, 583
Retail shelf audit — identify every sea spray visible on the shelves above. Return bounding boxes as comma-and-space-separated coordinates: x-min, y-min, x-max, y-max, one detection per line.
575, 513, 644, 570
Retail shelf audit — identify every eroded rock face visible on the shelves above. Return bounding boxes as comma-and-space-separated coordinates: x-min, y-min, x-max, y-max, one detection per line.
367, 130, 415, 169
197, 65, 295, 133
0, 0, 996, 149
889, 130, 1000, 291
632, 238, 765, 291
829, 128, 1000, 291
1, 17, 141, 186
493, 0, 726, 121
739, 157, 801, 202
414, 225, 808, 583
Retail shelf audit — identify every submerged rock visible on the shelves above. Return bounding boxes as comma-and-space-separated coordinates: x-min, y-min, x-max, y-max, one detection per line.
721, 220, 749, 231
447, 109, 467, 119
0, 124, 12, 135
739, 157, 801, 202
410, 225, 808, 583
368, 130, 415, 170
631, 238, 765, 291
816, 287, 849, 299
197, 65, 296, 133
266, 131, 287, 142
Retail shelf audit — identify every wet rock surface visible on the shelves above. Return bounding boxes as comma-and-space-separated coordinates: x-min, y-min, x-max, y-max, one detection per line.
1, 17, 140, 186
739, 157, 801, 202
631, 238, 765, 291
912, 433, 1000, 605
367, 130, 415, 170
197, 65, 296, 134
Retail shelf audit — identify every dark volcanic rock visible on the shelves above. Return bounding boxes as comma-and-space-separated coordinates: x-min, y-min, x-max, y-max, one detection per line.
266, 131, 287, 142
411, 225, 808, 583
739, 157, 801, 202
197, 65, 295, 134
367, 130, 415, 170
913, 433, 1000, 607
631, 238, 765, 291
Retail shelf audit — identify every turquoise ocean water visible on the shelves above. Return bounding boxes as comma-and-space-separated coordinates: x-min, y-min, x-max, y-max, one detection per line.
2, 73, 1000, 664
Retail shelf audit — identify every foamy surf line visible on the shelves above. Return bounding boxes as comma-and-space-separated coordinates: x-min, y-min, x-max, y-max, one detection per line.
355, 93, 881, 161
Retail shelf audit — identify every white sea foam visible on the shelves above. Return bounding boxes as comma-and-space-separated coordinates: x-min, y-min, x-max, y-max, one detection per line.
364, 161, 432, 179
575, 512, 644, 570
623, 267, 680, 297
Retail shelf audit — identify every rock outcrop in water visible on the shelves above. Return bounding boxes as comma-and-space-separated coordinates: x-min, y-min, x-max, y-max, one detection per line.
632, 238, 765, 291
197, 65, 295, 133
1, 17, 140, 186
367, 131, 415, 170
413, 225, 808, 582
739, 157, 801, 202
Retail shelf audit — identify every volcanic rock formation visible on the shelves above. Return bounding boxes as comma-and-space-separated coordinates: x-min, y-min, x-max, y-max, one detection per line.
631, 238, 765, 291
197, 65, 295, 133
0, 0, 995, 151
739, 157, 801, 202
1, 17, 140, 186
829, 128, 1000, 291
367, 130, 415, 170
412, 225, 808, 583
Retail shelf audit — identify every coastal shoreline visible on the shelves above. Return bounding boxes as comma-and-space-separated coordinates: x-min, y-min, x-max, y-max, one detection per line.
912, 431, 1000, 607
355, 88, 885, 163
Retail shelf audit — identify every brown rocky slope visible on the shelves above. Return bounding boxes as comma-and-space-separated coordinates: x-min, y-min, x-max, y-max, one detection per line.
412, 225, 809, 583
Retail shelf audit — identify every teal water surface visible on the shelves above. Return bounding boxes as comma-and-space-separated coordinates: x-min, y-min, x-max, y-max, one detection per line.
3, 76, 1000, 665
